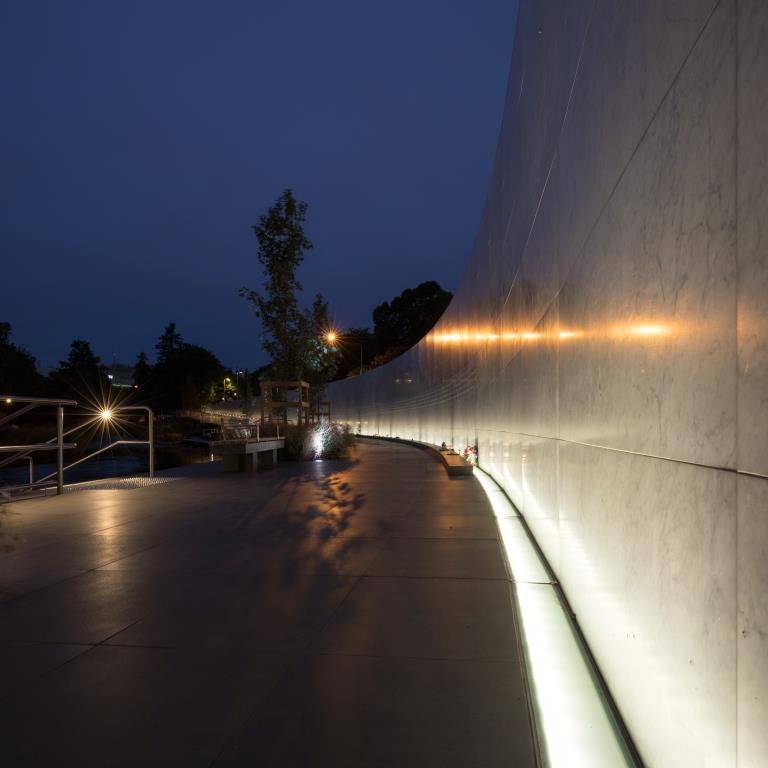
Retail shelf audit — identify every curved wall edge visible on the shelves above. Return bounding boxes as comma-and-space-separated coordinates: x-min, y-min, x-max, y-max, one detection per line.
328, 2, 768, 766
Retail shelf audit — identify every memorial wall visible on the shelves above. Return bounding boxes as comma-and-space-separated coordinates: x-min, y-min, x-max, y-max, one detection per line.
327, 1, 767, 766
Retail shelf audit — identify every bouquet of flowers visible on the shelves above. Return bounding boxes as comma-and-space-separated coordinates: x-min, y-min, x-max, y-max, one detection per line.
462, 444, 478, 465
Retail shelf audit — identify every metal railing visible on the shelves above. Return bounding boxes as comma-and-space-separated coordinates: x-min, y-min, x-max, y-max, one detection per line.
0, 396, 77, 494
0, 397, 153, 497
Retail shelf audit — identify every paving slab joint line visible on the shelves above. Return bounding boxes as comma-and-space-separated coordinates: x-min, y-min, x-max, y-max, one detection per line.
207, 573, 369, 767
0, 538, 173, 608
0, 612, 152, 704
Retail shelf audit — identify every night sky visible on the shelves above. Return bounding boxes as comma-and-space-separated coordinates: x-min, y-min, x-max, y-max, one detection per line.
1, 0, 518, 370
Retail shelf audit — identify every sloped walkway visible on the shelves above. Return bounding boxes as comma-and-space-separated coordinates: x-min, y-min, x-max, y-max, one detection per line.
0, 440, 535, 767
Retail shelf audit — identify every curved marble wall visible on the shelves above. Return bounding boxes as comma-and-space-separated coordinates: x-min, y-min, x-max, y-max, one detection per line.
327, 1, 767, 766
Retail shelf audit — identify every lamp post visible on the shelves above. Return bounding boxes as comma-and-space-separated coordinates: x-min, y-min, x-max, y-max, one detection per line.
325, 331, 363, 376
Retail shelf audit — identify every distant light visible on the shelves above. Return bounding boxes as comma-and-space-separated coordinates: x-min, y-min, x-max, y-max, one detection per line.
4, 398, 11, 404
558, 330, 580, 339
107, 374, 114, 380
325, 331, 338, 344
100, 409, 112, 420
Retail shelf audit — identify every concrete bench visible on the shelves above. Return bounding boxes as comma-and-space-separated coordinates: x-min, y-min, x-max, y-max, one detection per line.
436, 448, 474, 476
210, 437, 285, 472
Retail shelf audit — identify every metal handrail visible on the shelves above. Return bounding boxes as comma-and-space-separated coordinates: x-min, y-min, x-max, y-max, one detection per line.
0, 443, 76, 453
0, 397, 153, 495
0, 396, 77, 493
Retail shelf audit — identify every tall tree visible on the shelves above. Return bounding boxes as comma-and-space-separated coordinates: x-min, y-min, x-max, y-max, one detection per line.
55, 338, 105, 396
239, 189, 313, 380
151, 341, 225, 411
155, 322, 183, 364
0, 322, 43, 394
132, 351, 153, 389
59, 339, 101, 371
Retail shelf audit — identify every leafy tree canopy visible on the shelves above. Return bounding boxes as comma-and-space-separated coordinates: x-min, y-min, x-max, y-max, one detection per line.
150, 322, 221, 409
372, 280, 452, 354
240, 190, 340, 396
155, 322, 184, 364
240, 190, 313, 380
59, 339, 101, 370
0, 322, 43, 395
133, 351, 153, 388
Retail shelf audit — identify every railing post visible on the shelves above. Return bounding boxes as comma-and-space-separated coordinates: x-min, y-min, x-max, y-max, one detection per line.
56, 405, 64, 494
147, 408, 154, 478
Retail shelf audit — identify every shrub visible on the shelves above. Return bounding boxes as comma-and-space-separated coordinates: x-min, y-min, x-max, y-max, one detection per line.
280, 422, 355, 460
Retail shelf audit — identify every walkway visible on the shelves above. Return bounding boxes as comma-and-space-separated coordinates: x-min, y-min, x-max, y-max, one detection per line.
0, 440, 536, 767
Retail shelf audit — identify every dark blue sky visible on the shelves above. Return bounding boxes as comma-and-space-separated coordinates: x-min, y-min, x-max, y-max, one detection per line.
1, 0, 518, 370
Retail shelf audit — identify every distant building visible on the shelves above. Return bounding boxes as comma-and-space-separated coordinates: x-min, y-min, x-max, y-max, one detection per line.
105, 363, 134, 388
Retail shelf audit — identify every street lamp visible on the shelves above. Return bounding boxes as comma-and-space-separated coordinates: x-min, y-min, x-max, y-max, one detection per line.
325, 330, 363, 375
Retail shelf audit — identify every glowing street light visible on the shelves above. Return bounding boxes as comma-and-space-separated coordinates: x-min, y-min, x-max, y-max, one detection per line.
325, 329, 362, 375
100, 408, 112, 421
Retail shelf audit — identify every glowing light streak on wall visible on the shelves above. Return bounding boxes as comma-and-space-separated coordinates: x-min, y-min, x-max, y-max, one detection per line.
475, 468, 638, 768
431, 321, 672, 346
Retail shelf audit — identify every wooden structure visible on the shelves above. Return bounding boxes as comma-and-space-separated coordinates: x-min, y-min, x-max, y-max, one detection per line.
259, 381, 310, 425
313, 400, 331, 424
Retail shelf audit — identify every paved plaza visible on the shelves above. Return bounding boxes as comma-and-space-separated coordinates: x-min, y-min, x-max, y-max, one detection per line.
0, 440, 535, 766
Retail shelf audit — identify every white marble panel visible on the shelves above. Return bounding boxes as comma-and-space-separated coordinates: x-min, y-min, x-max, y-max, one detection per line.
736, 0, 768, 476
327, 0, 767, 764
558, 0, 718, 275
737, 474, 768, 767
498, 1, 591, 272
559, 0, 737, 468
559, 443, 737, 768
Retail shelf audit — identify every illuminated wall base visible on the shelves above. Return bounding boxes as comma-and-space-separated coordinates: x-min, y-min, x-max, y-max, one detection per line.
475, 469, 639, 768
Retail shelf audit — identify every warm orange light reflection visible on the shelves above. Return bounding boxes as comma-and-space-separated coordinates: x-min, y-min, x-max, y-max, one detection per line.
431, 320, 673, 346
610, 323, 672, 339
631, 324, 668, 336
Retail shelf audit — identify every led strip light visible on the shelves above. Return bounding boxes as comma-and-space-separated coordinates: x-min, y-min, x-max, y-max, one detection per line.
474, 469, 641, 768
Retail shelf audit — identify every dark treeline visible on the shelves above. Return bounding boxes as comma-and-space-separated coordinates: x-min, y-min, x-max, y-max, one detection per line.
0, 321, 229, 412
0, 276, 452, 411
333, 280, 452, 379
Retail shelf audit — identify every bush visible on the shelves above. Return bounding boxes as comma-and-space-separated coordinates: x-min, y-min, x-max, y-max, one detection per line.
281, 422, 355, 460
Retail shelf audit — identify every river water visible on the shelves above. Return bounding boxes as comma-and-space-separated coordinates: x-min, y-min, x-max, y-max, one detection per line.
0, 445, 213, 487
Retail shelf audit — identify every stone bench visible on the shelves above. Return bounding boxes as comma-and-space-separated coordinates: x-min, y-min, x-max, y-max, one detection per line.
436, 448, 474, 476
210, 437, 285, 472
